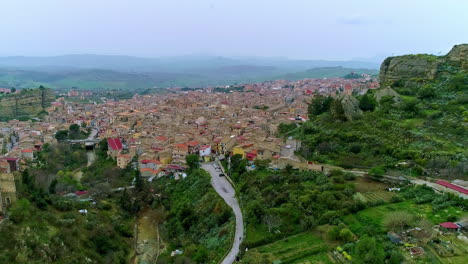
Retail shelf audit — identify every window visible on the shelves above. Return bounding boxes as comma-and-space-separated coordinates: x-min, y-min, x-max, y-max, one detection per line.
5, 197, 10, 205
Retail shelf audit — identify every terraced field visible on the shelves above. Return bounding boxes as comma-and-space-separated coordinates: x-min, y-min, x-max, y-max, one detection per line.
243, 232, 332, 263
354, 191, 396, 203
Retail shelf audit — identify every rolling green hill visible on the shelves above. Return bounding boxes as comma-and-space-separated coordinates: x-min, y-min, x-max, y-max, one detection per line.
0, 55, 378, 90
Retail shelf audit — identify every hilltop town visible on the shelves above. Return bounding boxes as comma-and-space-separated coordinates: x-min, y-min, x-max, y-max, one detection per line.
1, 74, 377, 180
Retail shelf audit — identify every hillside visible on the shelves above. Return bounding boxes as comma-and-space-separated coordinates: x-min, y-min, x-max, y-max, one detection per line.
281, 44, 468, 179
280, 66, 378, 80
0, 87, 54, 120
0, 66, 377, 91
0, 55, 379, 90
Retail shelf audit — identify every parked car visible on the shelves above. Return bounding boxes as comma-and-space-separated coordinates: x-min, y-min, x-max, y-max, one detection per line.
219, 173, 225, 177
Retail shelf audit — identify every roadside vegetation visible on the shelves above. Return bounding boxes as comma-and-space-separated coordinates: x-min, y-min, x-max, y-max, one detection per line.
151, 166, 235, 263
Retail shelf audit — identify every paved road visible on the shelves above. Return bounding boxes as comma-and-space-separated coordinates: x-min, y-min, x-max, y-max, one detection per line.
202, 163, 243, 264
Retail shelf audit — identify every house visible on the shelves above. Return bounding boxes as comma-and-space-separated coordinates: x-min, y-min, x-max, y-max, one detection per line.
140, 168, 162, 178
0, 161, 10, 173
166, 164, 185, 172
232, 143, 253, 159
173, 144, 189, 164
139, 159, 161, 170
107, 138, 123, 158
0, 158, 20, 172
439, 222, 460, 232
186, 140, 200, 154
117, 154, 132, 169
0, 173, 17, 215
199, 145, 212, 162
21, 149, 34, 160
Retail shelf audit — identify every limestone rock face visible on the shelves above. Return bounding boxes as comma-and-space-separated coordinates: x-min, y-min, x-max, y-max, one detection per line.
337, 94, 362, 121
379, 55, 439, 87
445, 44, 468, 71
373, 86, 402, 104
379, 44, 467, 88
0, 88, 54, 119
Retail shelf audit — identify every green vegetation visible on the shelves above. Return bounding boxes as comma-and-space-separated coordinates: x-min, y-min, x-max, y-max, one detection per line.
283, 69, 467, 179
0, 142, 135, 263
253, 105, 269, 110
238, 165, 467, 263
281, 67, 378, 80
213, 85, 245, 93
55, 124, 90, 141
344, 72, 364, 79
151, 169, 234, 263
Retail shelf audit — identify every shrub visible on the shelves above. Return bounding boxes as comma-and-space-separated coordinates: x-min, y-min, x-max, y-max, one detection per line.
369, 166, 386, 177
383, 211, 414, 231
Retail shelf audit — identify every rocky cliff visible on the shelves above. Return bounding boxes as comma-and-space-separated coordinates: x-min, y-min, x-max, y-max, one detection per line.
0, 88, 55, 119
380, 44, 468, 87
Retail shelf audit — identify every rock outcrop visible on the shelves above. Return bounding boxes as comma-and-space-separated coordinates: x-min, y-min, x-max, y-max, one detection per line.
337, 94, 362, 121
379, 44, 467, 88
0, 88, 54, 119
445, 44, 468, 71
373, 86, 402, 104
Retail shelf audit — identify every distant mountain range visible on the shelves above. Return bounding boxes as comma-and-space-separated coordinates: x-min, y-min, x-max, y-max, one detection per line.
0, 55, 380, 90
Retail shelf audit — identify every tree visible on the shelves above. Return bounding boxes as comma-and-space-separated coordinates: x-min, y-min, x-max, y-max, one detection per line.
383, 211, 414, 231
359, 94, 376, 111
49, 179, 58, 194
134, 170, 144, 192
119, 188, 132, 213
9, 198, 31, 223
263, 213, 281, 232
339, 228, 354, 242
417, 84, 436, 99
186, 154, 200, 169
355, 236, 385, 264
308, 96, 333, 117
69, 124, 81, 139
11, 87, 16, 93
55, 130, 69, 142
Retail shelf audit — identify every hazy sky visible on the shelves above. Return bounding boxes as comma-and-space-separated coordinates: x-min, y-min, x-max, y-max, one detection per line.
0, 0, 467, 60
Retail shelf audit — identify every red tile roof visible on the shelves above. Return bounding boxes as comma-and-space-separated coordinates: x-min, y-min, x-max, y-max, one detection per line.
440, 222, 458, 229
186, 141, 199, 147
75, 190, 88, 196
141, 159, 161, 164
436, 180, 468, 195
156, 136, 168, 141
175, 144, 188, 149
108, 138, 123, 151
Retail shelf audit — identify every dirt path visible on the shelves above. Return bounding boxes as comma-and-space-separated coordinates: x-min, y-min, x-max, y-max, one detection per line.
134, 209, 164, 264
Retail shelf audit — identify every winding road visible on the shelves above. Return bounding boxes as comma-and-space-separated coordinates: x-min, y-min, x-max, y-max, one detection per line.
202, 163, 244, 264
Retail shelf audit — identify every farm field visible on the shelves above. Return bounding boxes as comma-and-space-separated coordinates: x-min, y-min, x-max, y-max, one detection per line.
242, 232, 332, 264
343, 201, 468, 235
353, 190, 396, 203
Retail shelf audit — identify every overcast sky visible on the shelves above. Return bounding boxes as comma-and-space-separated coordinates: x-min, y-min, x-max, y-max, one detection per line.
0, 0, 466, 60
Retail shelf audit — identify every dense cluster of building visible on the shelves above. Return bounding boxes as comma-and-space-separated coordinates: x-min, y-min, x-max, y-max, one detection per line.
0, 76, 378, 215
